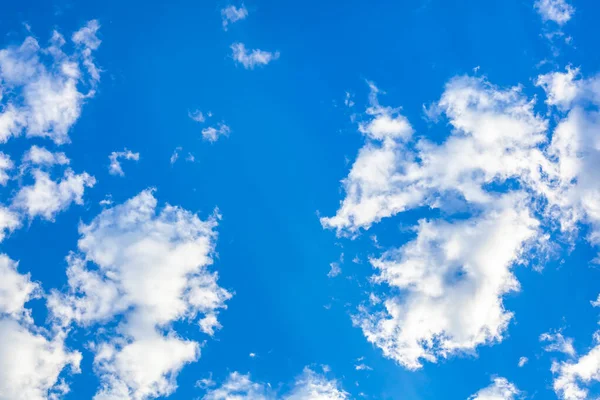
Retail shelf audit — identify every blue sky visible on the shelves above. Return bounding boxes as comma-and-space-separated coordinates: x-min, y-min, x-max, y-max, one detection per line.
2, 0, 600, 399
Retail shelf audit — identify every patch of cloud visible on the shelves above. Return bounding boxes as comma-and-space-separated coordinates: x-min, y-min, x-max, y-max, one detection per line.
541, 331, 576, 357
48, 190, 231, 399
203, 367, 348, 400
189, 110, 206, 123
327, 262, 341, 278
324, 71, 600, 369
202, 123, 231, 142
518, 357, 528, 367
0, 253, 81, 400
21, 145, 69, 169
535, 0, 575, 25
231, 43, 279, 69
0, 152, 13, 185
12, 168, 95, 221
0, 21, 101, 145
468, 377, 520, 400
108, 149, 139, 176
221, 5, 248, 30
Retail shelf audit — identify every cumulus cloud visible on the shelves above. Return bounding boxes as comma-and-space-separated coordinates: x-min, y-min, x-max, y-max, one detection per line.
48, 190, 231, 399
355, 197, 538, 369
221, 5, 248, 30
231, 43, 279, 69
321, 77, 549, 235
0, 21, 101, 145
108, 149, 139, 176
0, 253, 81, 400
323, 69, 600, 369
12, 168, 95, 221
203, 367, 348, 400
22, 145, 69, 168
468, 377, 520, 400
534, 0, 575, 25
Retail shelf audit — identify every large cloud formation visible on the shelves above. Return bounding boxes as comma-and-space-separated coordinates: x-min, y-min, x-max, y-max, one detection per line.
323, 65, 600, 376
49, 190, 231, 400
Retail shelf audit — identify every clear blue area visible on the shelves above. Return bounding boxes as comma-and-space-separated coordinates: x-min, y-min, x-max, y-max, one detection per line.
2, 0, 600, 398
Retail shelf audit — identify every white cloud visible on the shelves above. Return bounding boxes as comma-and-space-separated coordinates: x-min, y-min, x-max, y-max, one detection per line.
0, 254, 39, 319
355, 196, 538, 369
541, 331, 576, 356
0, 152, 13, 185
22, 145, 69, 168
322, 71, 600, 369
0, 206, 20, 242
551, 332, 600, 400
468, 377, 520, 400
518, 357, 528, 367
12, 168, 95, 221
202, 124, 231, 142
189, 109, 206, 123
48, 190, 231, 399
221, 5, 248, 30
203, 367, 348, 400
535, 0, 575, 25
231, 43, 279, 69
0, 319, 81, 400
108, 149, 139, 176
0, 253, 81, 400
327, 262, 341, 278
322, 76, 548, 234
0, 21, 101, 145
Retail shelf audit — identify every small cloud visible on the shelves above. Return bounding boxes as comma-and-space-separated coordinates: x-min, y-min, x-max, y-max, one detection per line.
249, 352, 256, 358
99, 195, 113, 207
188, 109, 206, 123
327, 262, 341, 278
355, 363, 373, 371
170, 147, 182, 164
185, 153, 195, 162
231, 42, 279, 69
540, 331, 576, 357
221, 4, 248, 30
518, 356, 528, 367
202, 123, 231, 142
108, 149, 139, 176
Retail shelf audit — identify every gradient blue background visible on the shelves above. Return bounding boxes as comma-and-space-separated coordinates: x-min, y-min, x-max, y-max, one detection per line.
2, 0, 600, 398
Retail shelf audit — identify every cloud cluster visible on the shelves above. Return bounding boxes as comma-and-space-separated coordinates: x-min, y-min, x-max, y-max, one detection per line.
48, 190, 231, 399
324, 65, 600, 371
203, 367, 348, 400
108, 148, 140, 176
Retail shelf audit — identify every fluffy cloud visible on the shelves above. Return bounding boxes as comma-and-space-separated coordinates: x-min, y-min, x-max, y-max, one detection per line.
12, 168, 95, 221
534, 0, 575, 25
22, 145, 69, 168
0, 319, 81, 400
324, 65, 600, 370
321, 77, 549, 234
550, 333, 600, 400
231, 43, 279, 69
221, 5, 248, 30
108, 149, 140, 176
355, 197, 538, 369
49, 190, 231, 399
0, 152, 13, 185
468, 377, 520, 400
0, 21, 101, 144
203, 367, 348, 400
0, 253, 81, 400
